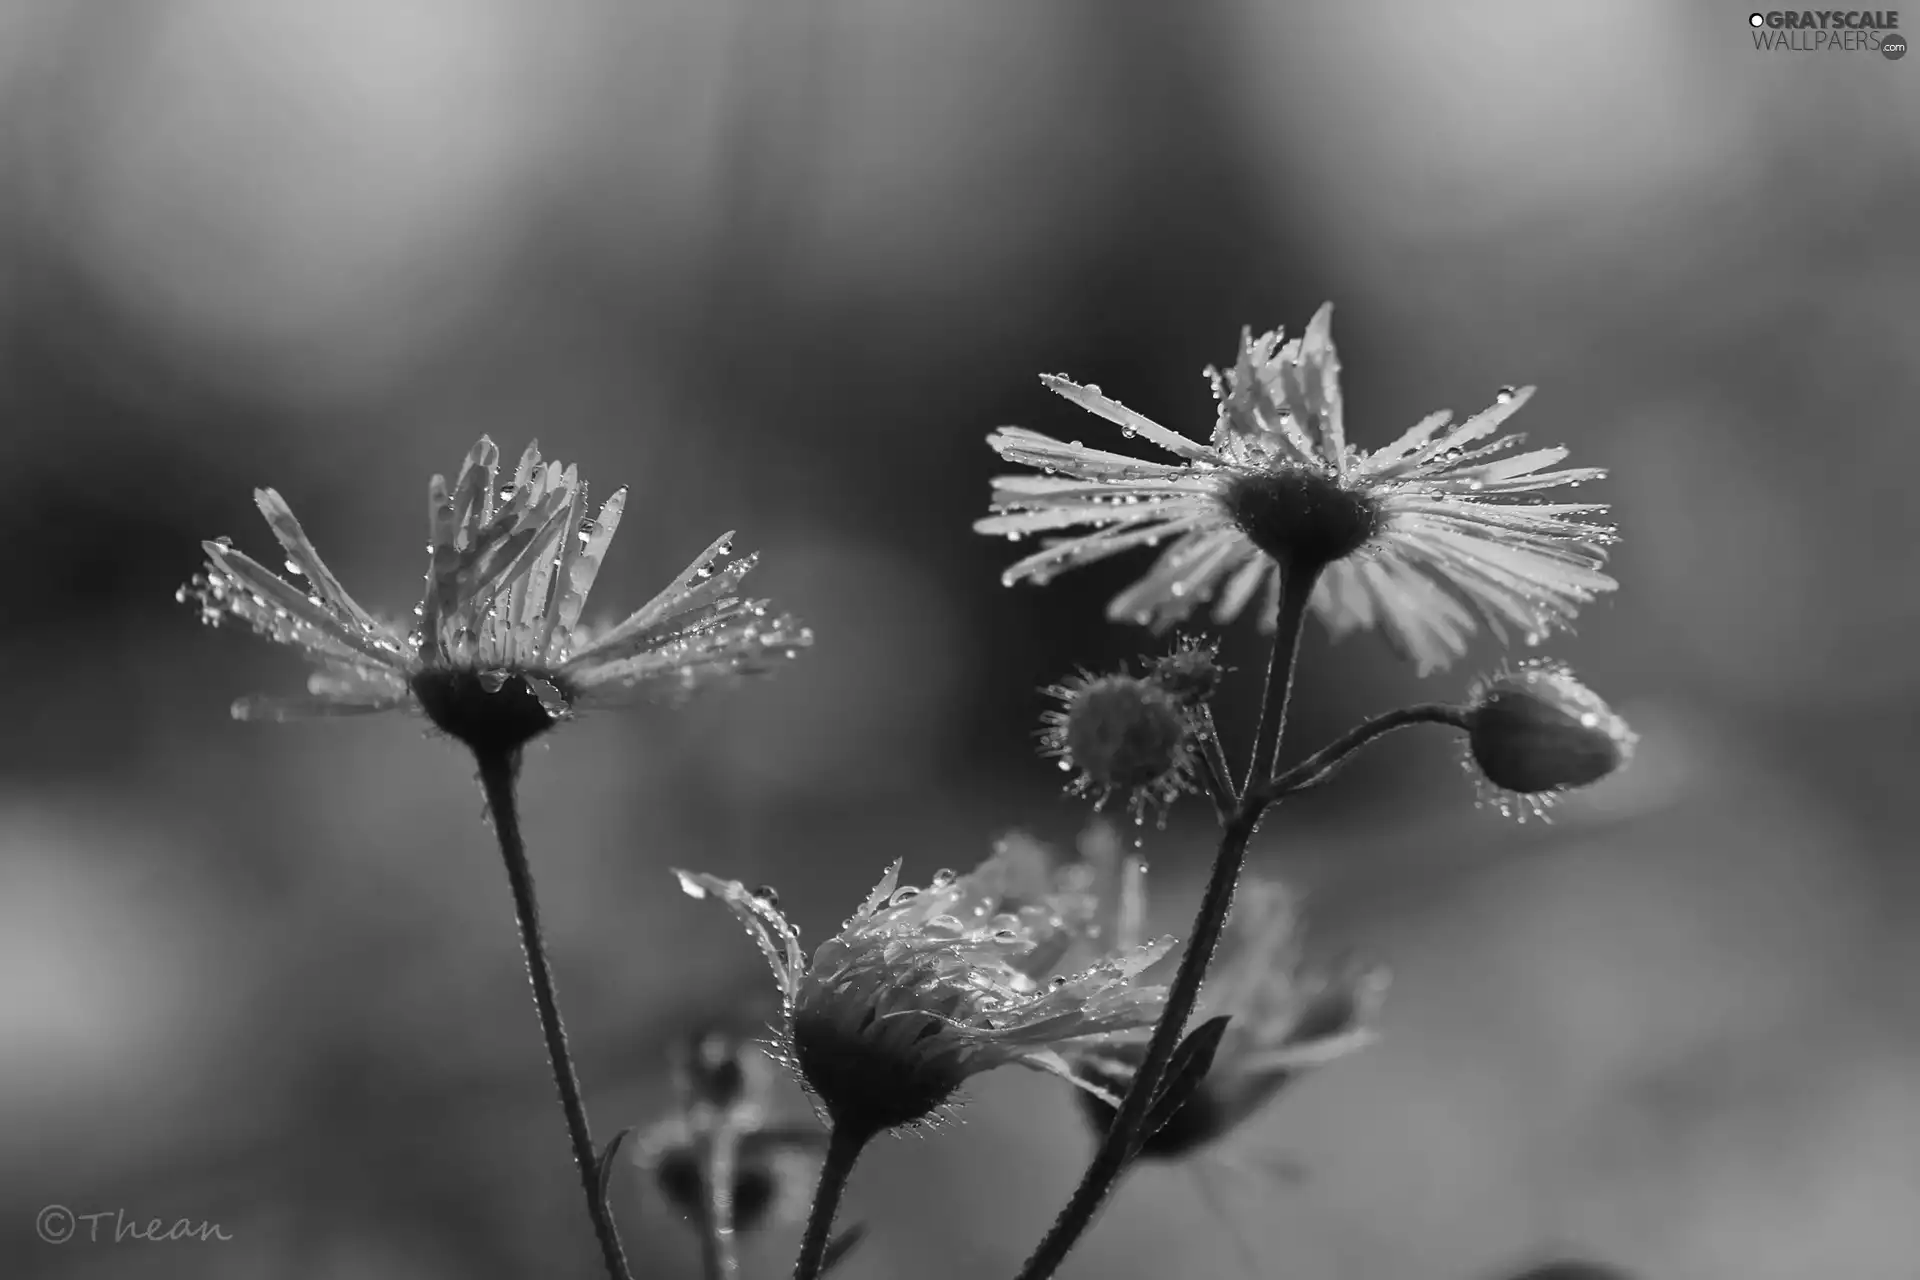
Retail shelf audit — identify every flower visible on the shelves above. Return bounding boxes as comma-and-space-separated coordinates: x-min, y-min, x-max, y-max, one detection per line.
1040, 667, 1200, 823
179, 437, 810, 754
1066, 827, 1385, 1160
1462, 660, 1636, 820
630, 1027, 827, 1235
975, 304, 1618, 675
675, 836, 1174, 1141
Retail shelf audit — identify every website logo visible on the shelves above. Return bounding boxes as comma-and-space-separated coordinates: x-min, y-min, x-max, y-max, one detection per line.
1747, 10, 1905, 55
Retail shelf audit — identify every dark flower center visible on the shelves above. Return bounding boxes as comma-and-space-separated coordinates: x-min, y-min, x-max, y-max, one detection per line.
654, 1147, 779, 1230
1074, 1058, 1234, 1160
1219, 466, 1382, 570
410, 669, 571, 757
789, 1007, 966, 1137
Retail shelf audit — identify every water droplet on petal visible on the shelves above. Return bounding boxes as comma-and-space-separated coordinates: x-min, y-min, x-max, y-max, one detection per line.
1495, 386, 1517, 404
754, 885, 780, 907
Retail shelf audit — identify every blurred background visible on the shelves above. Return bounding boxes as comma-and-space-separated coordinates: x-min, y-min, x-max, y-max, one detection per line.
4, 1, 1918, 1277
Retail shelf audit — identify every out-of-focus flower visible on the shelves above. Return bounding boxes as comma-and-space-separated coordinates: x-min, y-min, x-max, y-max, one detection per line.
630, 1028, 826, 1235
180, 437, 810, 754
1497, 1262, 1641, 1280
1067, 826, 1385, 1160
1463, 659, 1637, 819
1040, 666, 1200, 823
675, 837, 1174, 1140
976, 305, 1617, 674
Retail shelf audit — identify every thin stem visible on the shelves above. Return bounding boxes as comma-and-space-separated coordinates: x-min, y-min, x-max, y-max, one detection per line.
473, 749, 633, 1280
1017, 807, 1261, 1280
698, 1126, 742, 1280
1016, 570, 1322, 1280
1193, 703, 1239, 820
1240, 566, 1317, 796
1255, 703, 1470, 805
793, 1125, 868, 1280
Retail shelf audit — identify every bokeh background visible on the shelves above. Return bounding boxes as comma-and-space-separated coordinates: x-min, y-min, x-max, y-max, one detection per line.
5, 2, 1919, 1278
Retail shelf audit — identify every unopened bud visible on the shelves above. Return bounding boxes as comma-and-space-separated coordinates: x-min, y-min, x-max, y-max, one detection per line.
1147, 638, 1226, 706
1041, 671, 1198, 821
1464, 662, 1635, 812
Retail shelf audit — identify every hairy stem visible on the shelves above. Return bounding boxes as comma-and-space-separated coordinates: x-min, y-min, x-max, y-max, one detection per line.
1255, 703, 1471, 804
1241, 565, 1317, 795
1193, 704, 1239, 820
793, 1125, 868, 1280
1016, 571, 1320, 1280
473, 749, 632, 1280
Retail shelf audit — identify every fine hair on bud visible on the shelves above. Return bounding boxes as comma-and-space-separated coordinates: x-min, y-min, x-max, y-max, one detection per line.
1147, 636, 1226, 707
1464, 660, 1636, 819
1040, 665, 1202, 824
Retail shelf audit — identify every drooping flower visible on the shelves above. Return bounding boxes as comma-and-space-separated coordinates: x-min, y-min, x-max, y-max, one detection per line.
1066, 826, 1385, 1161
630, 1027, 827, 1236
675, 836, 1173, 1142
976, 304, 1618, 675
1462, 659, 1637, 820
179, 437, 810, 754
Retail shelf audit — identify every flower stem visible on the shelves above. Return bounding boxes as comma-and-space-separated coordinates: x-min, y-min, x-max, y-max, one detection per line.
1254, 702, 1471, 804
699, 1125, 742, 1280
1192, 704, 1240, 820
1241, 565, 1317, 795
473, 749, 633, 1280
1015, 571, 1320, 1280
793, 1125, 868, 1280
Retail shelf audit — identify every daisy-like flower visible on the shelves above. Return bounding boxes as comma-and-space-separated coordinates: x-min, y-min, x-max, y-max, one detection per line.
976, 305, 1618, 675
675, 836, 1174, 1143
1462, 659, 1637, 820
631, 1028, 828, 1237
1067, 827, 1386, 1161
179, 437, 811, 755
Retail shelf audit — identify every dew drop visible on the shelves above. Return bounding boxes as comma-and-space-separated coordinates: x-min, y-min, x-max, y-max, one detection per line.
1495, 386, 1517, 404
889, 887, 921, 906
284, 558, 305, 577
1051, 975, 1069, 988
754, 885, 780, 907
929, 868, 957, 888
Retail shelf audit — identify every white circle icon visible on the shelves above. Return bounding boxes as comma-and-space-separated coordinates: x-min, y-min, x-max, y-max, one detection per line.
1749, 12, 1766, 26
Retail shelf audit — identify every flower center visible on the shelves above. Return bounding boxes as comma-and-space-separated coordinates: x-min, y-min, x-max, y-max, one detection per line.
410, 669, 571, 757
789, 1006, 967, 1136
1219, 466, 1382, 570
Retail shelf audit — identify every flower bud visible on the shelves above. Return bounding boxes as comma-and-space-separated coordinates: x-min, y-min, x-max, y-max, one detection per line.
1464, 662, 1635, 814
1040, 671, 1198, 821
1147, 637, 1226, 707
